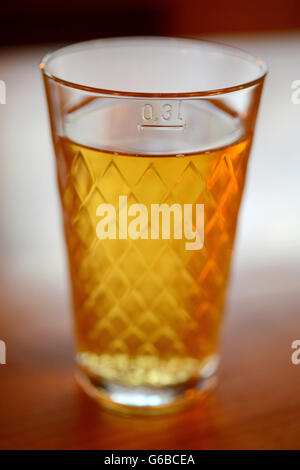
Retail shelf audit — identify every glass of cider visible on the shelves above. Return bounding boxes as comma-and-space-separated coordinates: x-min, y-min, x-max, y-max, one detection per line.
41, 37, 267, 414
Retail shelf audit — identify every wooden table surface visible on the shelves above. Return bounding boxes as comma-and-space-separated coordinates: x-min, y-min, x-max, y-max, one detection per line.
0, 33, 300, 450
0, 267, 300, 450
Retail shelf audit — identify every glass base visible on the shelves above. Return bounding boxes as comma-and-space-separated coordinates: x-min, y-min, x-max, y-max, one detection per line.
75, 356, 218, 415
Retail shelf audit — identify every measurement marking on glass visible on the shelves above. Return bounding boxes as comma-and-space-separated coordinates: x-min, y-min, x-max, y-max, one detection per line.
139, 101, 185, 128
139, 124, 185, 129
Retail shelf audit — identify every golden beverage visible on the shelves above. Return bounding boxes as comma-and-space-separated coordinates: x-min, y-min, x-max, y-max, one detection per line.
55, 132, 251, 388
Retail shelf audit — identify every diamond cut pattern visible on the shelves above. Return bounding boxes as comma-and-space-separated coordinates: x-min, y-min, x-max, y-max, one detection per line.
59, 138, 250, 365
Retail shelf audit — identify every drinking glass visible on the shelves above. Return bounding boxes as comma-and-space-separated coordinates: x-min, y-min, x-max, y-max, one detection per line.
41, 37, 266, 414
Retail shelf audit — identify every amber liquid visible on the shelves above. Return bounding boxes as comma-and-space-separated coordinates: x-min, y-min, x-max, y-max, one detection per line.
56, 128, 250, 388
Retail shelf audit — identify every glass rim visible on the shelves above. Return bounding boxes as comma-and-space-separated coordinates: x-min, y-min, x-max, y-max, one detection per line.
40, 36, 268, 98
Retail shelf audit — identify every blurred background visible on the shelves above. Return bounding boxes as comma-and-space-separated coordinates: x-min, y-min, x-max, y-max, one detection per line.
0, 0, 299, 304
0, 0, 299, 450
0, 0, 300, 45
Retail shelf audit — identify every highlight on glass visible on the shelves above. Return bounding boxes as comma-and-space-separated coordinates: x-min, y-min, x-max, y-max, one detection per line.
41, 37, 267, 414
